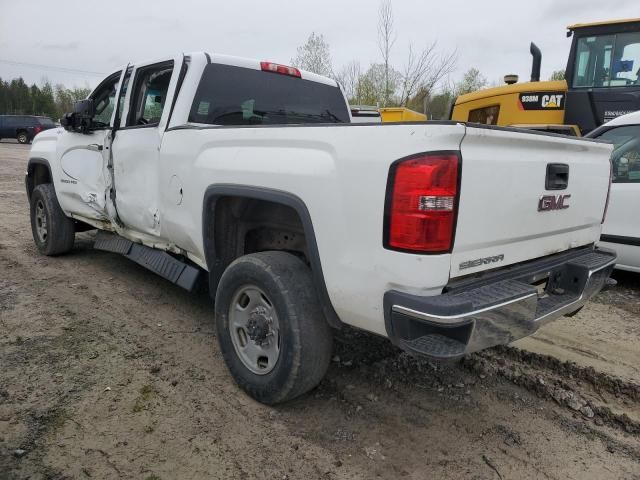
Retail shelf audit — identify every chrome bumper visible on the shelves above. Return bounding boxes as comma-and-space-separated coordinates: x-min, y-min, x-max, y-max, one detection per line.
384, 248, 616, 360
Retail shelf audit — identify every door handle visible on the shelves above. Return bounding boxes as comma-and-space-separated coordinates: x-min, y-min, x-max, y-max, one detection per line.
87, 144, 104, 152
545, 163, 569, 190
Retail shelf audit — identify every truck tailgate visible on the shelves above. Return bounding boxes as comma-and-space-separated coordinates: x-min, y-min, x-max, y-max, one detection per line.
451, 126, 612, 278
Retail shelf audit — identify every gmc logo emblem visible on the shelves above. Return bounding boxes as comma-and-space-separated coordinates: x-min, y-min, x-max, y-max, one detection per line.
538, 194, 571, 211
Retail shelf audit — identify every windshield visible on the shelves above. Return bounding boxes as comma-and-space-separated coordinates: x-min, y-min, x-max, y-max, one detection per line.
189, 63, 349, 126
596, 124, 640, 147
572, 31, 640, 88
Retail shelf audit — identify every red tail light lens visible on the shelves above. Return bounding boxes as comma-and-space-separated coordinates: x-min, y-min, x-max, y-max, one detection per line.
260, 61, 301, 78
386, 153, 459, 253
34, 126, 42, 134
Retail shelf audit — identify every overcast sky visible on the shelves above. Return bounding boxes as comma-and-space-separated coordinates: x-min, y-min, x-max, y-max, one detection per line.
1, 0, 638, 91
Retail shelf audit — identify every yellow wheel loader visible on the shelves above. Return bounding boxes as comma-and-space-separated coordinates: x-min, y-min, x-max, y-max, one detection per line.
451, 18, 640, 135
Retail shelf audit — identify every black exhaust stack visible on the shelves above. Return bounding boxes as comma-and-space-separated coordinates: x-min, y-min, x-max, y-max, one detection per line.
530, 42, 542, 82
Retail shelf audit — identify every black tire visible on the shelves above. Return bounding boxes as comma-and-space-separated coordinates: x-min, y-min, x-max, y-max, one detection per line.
17, 130, 29, 144
215, 251, 333, 404
30, 184, 75, 256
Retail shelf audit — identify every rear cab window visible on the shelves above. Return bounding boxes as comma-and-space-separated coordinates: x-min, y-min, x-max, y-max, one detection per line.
189, 63, 349, 126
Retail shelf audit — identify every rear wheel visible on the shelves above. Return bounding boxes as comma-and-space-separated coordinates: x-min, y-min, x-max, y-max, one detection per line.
215, 251, 333, 404
30, 184, 75, 255
17, 131, 28, 144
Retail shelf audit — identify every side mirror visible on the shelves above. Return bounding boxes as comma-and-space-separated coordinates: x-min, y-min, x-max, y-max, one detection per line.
74, 99, 95, 117
61, 99, 95, 132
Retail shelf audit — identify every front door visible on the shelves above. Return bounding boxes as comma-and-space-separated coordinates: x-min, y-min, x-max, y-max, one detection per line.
55, 71, 125, 222
110, 57, 180, 237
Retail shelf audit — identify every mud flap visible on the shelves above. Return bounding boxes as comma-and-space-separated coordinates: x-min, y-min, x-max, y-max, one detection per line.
94, 231, 200, 291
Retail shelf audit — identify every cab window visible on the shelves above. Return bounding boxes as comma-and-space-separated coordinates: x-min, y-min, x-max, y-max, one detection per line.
91, 73, 121, 127
572, 32, 640, 88
126, 61, 174, 127
189, 63, 349, 126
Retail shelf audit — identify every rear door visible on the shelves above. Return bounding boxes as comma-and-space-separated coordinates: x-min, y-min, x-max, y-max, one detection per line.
450, 126, 613, 278
110, 55, 181, 237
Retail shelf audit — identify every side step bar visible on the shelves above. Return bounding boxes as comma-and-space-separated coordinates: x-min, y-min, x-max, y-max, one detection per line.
94, 231, 200, 291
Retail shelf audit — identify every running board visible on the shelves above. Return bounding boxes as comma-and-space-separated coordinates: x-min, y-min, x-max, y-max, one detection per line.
94, 231, 200, 291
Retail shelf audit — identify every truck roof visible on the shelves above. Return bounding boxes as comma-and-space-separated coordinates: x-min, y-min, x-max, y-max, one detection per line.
207, 53, 339, 88
103, 52, 339, 89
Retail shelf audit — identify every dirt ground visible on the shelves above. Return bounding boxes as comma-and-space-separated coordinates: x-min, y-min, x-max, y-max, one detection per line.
1, 141, 639, 480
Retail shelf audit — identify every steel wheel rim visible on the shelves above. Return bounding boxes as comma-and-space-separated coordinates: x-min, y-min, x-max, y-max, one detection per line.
229, 285, 280, 375
35, 200, 48, 243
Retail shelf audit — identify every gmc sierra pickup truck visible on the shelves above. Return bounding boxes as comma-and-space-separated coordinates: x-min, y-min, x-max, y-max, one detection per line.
27, 52, 616, 404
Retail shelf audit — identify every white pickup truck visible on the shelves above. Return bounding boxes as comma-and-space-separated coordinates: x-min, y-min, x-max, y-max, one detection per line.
27, 52, 616, 404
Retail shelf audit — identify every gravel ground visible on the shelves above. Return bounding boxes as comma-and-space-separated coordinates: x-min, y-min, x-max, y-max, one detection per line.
1, 141, 639, 479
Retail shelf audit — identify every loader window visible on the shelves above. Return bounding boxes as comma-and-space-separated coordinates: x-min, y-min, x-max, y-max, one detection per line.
572, 32, 640, 88
468, 105, 499, 125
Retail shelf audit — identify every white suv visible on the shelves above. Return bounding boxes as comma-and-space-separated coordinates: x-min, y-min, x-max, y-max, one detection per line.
588, 111, 640, 273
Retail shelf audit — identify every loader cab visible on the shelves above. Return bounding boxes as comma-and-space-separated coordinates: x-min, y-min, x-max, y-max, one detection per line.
564, 19, 640, 134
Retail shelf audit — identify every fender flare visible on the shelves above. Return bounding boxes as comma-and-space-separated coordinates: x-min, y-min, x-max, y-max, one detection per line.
26, 157, 54, 202
202, 184, 343, 329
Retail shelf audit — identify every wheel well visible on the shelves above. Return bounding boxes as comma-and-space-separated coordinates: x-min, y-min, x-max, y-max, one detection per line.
210, 197, 308, 280
26, 162, 52, 199
204, 189, 343, 329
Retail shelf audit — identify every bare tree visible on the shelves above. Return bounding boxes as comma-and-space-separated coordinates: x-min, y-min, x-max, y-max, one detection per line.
291, 32, 333, 77
377, 0, 396, 106
398, 42, 457, 107
336, 61, 362, 103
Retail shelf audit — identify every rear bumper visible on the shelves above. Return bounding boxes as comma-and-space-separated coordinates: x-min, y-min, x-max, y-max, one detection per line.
384, 248, 616, 360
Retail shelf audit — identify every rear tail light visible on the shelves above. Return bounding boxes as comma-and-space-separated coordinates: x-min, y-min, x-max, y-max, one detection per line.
385, 152, 460, 253
260, 61, 301, 78
33, 126, 42, 134
602, 157, 613, 223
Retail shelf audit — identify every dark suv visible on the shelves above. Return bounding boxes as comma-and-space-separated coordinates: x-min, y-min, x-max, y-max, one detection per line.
0, 115, 56, 144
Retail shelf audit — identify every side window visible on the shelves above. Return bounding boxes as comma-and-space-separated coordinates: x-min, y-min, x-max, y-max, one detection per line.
468, 105, 500, 125
115, 68, 132, 127
91, 73, 122, 128
612, 137, 640, 183
126, 61, 174, 127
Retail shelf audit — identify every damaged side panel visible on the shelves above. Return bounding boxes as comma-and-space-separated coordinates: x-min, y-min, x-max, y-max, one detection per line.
55, 129, 112, 221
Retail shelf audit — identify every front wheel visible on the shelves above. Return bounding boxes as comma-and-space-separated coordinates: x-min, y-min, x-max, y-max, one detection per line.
215, 251, 333, 404
30, 184, 75, 255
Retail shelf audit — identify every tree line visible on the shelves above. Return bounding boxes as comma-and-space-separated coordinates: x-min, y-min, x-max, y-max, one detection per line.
292, 1, 566, 119
0, 77, 91, 121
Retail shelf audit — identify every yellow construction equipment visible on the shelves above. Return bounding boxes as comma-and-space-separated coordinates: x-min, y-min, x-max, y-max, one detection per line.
451, 18, 640, 135
380, 107, 427, 122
